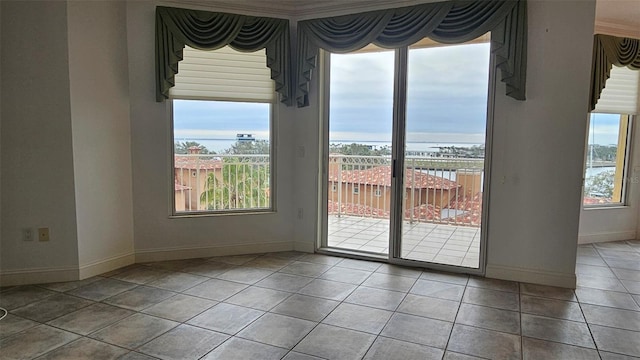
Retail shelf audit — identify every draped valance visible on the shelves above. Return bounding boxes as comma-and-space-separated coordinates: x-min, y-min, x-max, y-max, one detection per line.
296, 0, 528, 107
590, 34, 640, 111
156, 6, 291, 105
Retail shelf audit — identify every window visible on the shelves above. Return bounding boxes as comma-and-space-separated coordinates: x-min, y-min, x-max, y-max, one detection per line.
172, 46, 274, 214
331, 184, 337, 192
583, 113, 632, 206
584, 65, 638, 207
374, 188, 382, 197
353, 184, 360, 195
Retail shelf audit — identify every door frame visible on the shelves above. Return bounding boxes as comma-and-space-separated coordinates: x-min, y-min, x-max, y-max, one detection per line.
317, 43, 497, 276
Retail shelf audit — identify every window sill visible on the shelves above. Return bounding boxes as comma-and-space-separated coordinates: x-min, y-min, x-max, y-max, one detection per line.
583, 205, 629, 210
170, 209, 275, 219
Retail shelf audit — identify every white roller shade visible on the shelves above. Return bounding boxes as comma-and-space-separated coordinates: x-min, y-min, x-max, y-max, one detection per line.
594, 65, 639, 115
169, 46, 275, 103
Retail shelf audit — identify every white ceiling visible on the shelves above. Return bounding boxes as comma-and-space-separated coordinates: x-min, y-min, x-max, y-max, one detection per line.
595, 0, 640, 38
167, 0, 640, 38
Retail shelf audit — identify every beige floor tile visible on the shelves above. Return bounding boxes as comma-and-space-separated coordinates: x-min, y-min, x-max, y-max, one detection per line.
410, 279, 465, 301
225, 286, 291, 311
581, 303, 640, 331
397, 294, 460, 322
237, 313, 316, 348
520, 294, 585, 322
363, 336, 444, 360
447, 324, 521, 360
522, 337, 599, 360
322, 303, 393, 334
186, 303, 263, 335
202, 337, 288, 360
271, 294, 340, 321
0, 325, 79, 360
47, 303, 134, 335
89, 313, 178, 349
103, 286, 175, 311
255, 272, 313, 292
297, 279, 357, 301
520, 283, 576, 301
0, 314, 39, 339
141, 294, 216, 322
37, 337, 128, 360
138, 324, 228, 360
456, 303, 520, 334
521, 314, 595, 348
381, 313, 452, 348
591, 324, 640, 357
293, 324, 376, 360
575, 287, 640, 311
183, 278, 248, 301
462, 287, 519, 311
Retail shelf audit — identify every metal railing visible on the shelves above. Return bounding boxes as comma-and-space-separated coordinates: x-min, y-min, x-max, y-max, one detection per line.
174, 154, 270, 212
328, 154, 484, 227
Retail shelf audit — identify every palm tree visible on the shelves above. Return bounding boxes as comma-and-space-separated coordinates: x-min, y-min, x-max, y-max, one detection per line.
200, 157, 269, 210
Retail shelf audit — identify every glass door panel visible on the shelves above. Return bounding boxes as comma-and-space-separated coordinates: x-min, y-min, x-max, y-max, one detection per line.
399, 38, 491, 268
326, 46, 395, 255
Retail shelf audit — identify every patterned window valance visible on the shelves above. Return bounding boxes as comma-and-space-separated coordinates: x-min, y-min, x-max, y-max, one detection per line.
590, 34, 640, 112
296, 0, 528, 107
156, 6, 291, 105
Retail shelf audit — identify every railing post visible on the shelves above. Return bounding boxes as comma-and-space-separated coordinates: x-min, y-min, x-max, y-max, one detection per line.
337, 156, 342, 218
410, 157, 415, 224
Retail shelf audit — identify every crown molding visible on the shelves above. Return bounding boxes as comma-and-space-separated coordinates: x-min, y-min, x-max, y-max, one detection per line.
157, 0, 296, 18
156, 0, 441, 20
595, 19, 640, 39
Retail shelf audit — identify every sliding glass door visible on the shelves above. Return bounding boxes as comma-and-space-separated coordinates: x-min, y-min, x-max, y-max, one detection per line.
325, 45, 395, 255
321, 36, 492, 271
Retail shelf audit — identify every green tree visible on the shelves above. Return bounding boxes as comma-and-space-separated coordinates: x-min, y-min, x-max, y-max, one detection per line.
174, 141, 213, 154
225, 140, 270, 155
584, 170, 615, 199
200, 158, 269, 210
329, 143, 391, 156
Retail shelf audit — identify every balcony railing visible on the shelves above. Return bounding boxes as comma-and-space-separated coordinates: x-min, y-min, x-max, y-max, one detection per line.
174, 152, 484, 226
174, 153, 270, 212
328, 154, 484, 227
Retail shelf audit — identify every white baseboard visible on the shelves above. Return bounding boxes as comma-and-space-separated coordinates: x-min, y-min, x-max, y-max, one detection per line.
79, 252, 135, 279
293, 241, 315, 253
135, 241, 294, 263
0, 266, 79, 287
578, 230, 636, 244
485, 264, 577, 289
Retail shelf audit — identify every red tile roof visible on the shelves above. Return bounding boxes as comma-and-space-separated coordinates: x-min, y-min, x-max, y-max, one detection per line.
329, 166, 461, 190
174, 156, 222, 170
583, 197, 613, 205
174, 182, 191, 191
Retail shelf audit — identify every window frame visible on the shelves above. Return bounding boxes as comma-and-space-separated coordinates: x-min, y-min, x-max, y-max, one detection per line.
169, 99, 277, 217
583, 113, 634, 209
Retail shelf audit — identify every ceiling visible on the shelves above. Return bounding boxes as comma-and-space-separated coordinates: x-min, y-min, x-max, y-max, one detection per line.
595, 0, 640, 38
168, 0, 640, 38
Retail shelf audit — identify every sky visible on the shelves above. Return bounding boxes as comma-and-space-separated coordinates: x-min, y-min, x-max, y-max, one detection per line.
174, 42, 620, 146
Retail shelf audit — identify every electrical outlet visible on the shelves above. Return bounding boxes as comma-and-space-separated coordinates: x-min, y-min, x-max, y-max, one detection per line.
22, 228, 33, 241
38, 227, 50, 242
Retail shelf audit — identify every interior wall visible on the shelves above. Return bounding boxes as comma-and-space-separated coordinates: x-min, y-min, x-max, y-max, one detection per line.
578, 126, 640, 244
485, 0, 596, 287
577, 20, 640, 244
126, 1, 296, 261
294, 0, 597, 287
0, 1, 79, 280
67, 1, 135, 275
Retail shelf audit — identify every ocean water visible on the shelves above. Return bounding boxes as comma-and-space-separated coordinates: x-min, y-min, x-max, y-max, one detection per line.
175, 138, 483, 154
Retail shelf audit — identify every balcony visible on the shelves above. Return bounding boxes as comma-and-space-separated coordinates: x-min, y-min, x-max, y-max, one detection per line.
327, 154, 483, 267
174, 153, 271, 212
173, 152, 483, 267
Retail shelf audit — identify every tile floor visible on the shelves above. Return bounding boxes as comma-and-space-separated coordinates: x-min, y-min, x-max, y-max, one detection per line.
328, 215, 480, 267
0, 240, 639, 359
